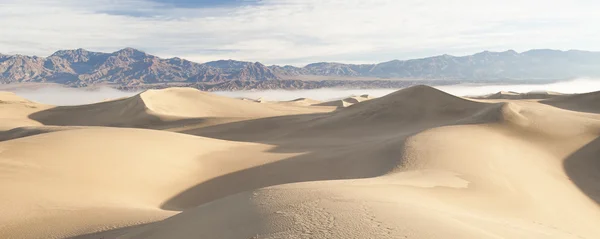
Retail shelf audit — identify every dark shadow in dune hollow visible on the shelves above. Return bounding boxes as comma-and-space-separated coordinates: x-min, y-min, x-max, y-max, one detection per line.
540, 90, 600, 114
25, 101, 240, 132
563, 136, 600, 206
27, 96, 165, 127
67, 222, 155, 239
159, 99, 502, 210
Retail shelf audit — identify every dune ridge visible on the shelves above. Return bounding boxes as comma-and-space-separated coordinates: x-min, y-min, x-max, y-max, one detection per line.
20, 87, 333, 129
0, 92, 50, 131
0, 92, 33, 103
314, 94, 373, 108
542, 90, 600, 113
475, 90, 564, 100
0, 85, 600, 239
280, 97, 323, 106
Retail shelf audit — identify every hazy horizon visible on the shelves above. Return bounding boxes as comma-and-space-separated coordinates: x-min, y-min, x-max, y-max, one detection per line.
5, 79, 599, 106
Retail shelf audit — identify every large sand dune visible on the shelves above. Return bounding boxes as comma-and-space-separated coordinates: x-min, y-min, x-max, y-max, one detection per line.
542, 90, 600, 113
475, 90, 564, 100
25, 87, 332, 128
0, 92, 50, 130
1, 85, 600, 239
314, 94, 373, 108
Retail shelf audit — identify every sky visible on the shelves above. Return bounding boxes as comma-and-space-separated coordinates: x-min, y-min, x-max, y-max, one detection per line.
1, 0, 600, 66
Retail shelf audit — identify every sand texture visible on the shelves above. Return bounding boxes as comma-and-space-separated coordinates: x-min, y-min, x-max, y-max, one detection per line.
1, 86, 600, 239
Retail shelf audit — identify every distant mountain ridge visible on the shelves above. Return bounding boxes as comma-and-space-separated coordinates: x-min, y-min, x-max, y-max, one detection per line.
0, 48, 279, 87
270, 49, 600, 79
1, 48, 600, 90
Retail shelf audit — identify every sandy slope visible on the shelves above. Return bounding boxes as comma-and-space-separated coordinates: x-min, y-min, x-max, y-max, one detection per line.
1, 86, 600, 239
475, 90, 564, 100
21, 87, 333, 128
314, 94, 373, 108
278, 98, 323, 106
0, 88, 334, 140
0, 92, 50, 130
542, 90, 600, 113
0, 128, 301, 238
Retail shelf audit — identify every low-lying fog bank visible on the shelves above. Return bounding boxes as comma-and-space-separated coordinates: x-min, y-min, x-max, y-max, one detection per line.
2, 79, 599, 106
2, 86, 142, 106
217, 79, 600, 101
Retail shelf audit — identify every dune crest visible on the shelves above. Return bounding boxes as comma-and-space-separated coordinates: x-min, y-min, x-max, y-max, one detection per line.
0, 92, 33, 103
314, 94, 373, 108
542, 90, 600, 113
281, 97, 323, 106
475, 90, 564, 100
20, 87, 333, 128
0, 92, 48, 130
319, 85, 489, 127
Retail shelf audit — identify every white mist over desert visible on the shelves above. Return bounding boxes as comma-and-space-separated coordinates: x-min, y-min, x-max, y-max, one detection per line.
1, 83, 600, 239
217, 79, 600, 101
5, 79, 600, 106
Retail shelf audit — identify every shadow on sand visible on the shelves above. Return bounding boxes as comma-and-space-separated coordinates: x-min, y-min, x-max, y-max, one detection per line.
563, 136, 600, 206
159, 101, 502, 210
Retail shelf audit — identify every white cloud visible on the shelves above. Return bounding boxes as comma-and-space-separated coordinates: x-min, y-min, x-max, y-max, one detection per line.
1, 0, 599, 65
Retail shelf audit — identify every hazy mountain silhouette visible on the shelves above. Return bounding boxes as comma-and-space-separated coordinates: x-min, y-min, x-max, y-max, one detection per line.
1, 48, 599, 90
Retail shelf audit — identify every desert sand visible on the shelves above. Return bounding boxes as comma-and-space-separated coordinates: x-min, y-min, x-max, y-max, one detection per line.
314, 94, 373, 108
1, 86, 600, 239
472, 90, 565, 100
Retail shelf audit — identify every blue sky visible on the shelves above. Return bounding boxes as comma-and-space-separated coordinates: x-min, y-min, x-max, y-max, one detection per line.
1, 0, 600, 66
148, 0, 259, 8
101, 0, 262, 17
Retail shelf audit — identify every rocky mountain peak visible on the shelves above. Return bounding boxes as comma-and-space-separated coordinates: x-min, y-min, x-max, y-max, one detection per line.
113, 47, 148, 58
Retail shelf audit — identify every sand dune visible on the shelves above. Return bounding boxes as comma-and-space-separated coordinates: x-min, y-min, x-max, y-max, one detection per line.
330, 85, 486, 123
13, 87, 332, 129
474, 90, 564, 100
1, 85, 600, 239
0, 128, 281, 238
197, 85, 493, 140
542, 90, 600, 113
0, 92, 50, 130
280, 97, 323, 106
0, 92, 33, 103
314, 94, 373, 108
0, 125, 89, 141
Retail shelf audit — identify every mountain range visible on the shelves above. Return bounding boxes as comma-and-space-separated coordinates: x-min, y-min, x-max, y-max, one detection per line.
1, 48, 600, 90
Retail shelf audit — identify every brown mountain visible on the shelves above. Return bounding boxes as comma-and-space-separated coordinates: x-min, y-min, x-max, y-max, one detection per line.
0, 48, 278, 87
1, 48, 600, 90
